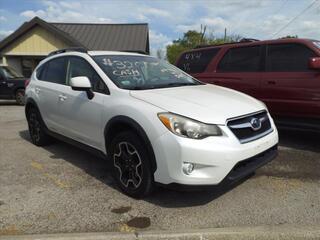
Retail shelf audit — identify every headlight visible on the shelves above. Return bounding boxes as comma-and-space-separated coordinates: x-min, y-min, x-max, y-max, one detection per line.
158, 113, 222, 139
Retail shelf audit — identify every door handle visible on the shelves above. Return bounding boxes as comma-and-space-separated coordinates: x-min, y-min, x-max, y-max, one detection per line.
267, 80, 276, 85
1, 81, 6, 84
58, 94, 67, 101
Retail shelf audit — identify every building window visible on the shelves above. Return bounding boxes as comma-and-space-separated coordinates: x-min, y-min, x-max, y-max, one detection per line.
21, 59, 33, 77
21, 58, 43, 77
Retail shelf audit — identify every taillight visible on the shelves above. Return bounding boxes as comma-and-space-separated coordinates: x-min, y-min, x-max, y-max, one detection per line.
25, 79, 31, 87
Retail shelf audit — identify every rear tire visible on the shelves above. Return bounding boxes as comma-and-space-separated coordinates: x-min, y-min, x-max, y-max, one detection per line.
109, 131, 154, 198
15, 89, 25, 105
27, 107, 52, 146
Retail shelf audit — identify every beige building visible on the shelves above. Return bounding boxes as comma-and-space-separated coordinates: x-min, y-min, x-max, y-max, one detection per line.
0, 17, 149, 77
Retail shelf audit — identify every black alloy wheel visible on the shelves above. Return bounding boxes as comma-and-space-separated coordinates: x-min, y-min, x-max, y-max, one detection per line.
110, 131, 154, 198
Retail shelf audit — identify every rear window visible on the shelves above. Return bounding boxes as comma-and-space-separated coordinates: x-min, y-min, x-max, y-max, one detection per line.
1, 66, 23, 79
177, 48, 220, 73
36, 65, 45, 80
266, 43, 316, 72
218, 46, 261, 72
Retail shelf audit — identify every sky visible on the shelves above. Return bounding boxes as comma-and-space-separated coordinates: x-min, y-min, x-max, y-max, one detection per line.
0, 0, 320, 55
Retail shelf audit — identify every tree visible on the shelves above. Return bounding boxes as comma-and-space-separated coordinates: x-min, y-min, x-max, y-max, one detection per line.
166, 44, 188, 64
166, 30, 207, 64
156, 49, 166, 60
280, 35, 298, 39
166, 28, 241, 64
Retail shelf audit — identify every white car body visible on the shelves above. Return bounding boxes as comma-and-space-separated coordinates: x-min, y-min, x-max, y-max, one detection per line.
25, 50, 278, 188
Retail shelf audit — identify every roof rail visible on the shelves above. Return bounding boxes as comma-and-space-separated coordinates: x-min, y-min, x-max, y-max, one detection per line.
194, 38, 260, 49
194, 42, 234, 49
48, 47, 88, 57
121, 50, 148, 55
239, 38, 259, 42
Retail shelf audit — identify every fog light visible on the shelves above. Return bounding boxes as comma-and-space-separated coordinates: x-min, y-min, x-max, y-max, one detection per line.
182, 162, 194, 175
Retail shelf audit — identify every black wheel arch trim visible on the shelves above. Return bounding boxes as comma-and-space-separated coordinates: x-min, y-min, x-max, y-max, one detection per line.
25, 100, 157, 173
25, 98, 49, 132
104, 115, 157, 173
25, 98, 40, 118
25, 97, 106, 158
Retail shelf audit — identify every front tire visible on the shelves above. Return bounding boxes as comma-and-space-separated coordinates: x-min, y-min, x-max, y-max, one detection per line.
27, 107, 52, 146
109, 131, 154, 198
15, 89, 25, 105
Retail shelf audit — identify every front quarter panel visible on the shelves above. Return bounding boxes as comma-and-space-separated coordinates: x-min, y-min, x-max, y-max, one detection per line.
101, 90, 168, 153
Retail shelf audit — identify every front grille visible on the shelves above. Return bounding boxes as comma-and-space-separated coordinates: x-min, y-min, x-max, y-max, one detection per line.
227, 111, 273, 144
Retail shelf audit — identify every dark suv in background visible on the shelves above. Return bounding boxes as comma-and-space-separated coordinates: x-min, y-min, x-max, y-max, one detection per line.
0, 65, 27, 105
176, 38, 320, 131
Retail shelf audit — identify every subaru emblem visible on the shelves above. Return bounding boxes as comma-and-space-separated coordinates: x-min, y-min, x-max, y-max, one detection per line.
250, 118, 262, 131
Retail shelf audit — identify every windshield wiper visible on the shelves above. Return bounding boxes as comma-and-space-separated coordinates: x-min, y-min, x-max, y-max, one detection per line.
159, 82, 197, 88
128, 82, 198, 90
128, 86, 146, 90
169, 82, 195, 86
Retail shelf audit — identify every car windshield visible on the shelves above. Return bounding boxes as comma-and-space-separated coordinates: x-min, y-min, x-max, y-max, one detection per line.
1, 66, 24, 79
93, 55, 203, 90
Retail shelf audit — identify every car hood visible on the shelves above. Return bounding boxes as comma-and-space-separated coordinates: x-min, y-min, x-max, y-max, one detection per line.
130, 84, 265, 125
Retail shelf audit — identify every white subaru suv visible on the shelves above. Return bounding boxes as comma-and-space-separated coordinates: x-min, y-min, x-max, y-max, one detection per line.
25, 48, 278, 198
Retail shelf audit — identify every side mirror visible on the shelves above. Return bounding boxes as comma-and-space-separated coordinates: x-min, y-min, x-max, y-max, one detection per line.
309, 57, 320, 70
70, 76, 94, 100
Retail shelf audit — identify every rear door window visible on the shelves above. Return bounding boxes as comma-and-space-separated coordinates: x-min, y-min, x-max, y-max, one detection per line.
42, 57, 67, 84
266, 43, 316, 72
218, 46, 261, 72
177, 48, 220, 73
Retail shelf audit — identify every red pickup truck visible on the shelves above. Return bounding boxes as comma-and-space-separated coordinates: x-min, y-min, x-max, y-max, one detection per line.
176, 38, 320, 131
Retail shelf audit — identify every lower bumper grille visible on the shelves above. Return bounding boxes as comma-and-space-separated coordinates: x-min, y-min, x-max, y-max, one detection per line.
227, 144, 278, 181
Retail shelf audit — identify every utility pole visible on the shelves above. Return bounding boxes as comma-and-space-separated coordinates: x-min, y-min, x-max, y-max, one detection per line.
224, 28, 227, 42
200, 24, 207, 44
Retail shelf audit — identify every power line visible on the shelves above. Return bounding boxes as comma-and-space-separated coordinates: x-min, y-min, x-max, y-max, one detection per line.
249, 0, 289, 38
271, 0, 319, 38
229, 0, 289, 38
273, 0, 289, 16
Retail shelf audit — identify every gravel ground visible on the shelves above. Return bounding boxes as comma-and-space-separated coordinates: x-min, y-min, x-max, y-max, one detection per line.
0, 101, 319, 235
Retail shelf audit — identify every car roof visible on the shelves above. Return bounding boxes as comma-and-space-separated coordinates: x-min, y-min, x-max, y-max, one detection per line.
88, 51, 147, 56
192, 38, 318, 51
38, 50, 154, 68
46, 46, 151, 58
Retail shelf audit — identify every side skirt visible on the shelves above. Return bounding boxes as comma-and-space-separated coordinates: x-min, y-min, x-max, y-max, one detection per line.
26, 100, 108, 160
46, 129, 107, 160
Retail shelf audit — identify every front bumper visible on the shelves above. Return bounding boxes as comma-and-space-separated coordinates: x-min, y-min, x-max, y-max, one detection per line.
152, 122, 279, 185
160, 144, 277, 190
